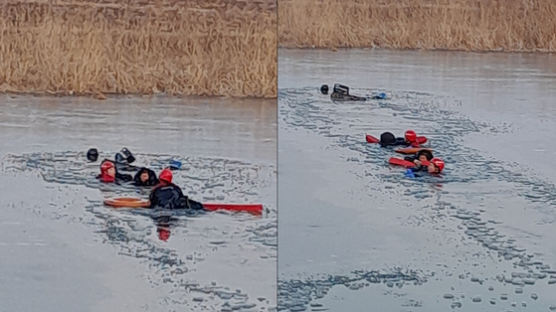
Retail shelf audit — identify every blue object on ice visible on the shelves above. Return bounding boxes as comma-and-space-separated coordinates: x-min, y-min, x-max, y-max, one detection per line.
404, 168, 415, 178
370, 92, 388, 100
169, 160, 182, 170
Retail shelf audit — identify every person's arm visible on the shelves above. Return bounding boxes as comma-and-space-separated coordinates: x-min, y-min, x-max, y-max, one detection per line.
148, 169, 159, 186
117, 172, 133, 182
149, 189, 157, 208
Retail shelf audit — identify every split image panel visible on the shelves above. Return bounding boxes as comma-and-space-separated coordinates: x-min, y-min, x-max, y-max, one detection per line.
0, 1, 276, 311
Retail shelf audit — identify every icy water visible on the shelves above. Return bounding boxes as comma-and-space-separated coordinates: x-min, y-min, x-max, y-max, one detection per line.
278, 49, 556, 311
0, 95, 276, 312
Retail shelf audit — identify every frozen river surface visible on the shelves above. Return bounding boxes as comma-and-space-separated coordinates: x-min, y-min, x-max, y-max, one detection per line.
278, 48, 556, 311
0, 95, 276, 312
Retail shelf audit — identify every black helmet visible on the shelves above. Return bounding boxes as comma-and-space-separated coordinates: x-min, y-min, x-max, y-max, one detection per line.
86, 148, 98, 162
120, 147, 135, 163
333, 83, 349, 95
320, 84, 329, 95
379, 132, 396, 147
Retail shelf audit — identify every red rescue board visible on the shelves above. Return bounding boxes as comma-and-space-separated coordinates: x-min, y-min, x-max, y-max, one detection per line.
203, 203, 263, 216
388, 158, 416, 168
104, 197, 263, 215
365, 134, 380, 143
104, 197, 149, 208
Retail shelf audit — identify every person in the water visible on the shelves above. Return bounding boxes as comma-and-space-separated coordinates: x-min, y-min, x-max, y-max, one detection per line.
404, 149, 434, 166
149, 169, 204, 210
97, 159, 133, 183
406, 157, 445, 177
330, 84, 366, 101
133, 167, 159, 186
379, 130, 418, 147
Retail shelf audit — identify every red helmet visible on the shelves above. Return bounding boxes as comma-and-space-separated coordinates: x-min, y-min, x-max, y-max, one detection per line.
100, 160, 114, 173
405, 130, 417, 143
431, 158, 445, 172
99, 160, 115, 183
159, 168, 173, 183
100, 160, 114, 172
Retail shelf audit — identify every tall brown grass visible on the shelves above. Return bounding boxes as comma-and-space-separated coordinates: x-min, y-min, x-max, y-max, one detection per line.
0, 0, 276, 98
279, 0, 556, 52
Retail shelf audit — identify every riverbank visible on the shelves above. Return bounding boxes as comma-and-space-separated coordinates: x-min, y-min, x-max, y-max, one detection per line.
0, 0, 277, 98
279, 0, 556, 53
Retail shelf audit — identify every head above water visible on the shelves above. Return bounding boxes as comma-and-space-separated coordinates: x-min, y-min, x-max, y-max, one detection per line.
87, 148, 98, 162
159, 168, 173, 184
379, 132, 396, 147
139, 169, 150, 183
428, 157, 445, 174
320, 84, 329, 95
100, 160, 116, 182
405, 130, 417, 143
416, 149, 434, 161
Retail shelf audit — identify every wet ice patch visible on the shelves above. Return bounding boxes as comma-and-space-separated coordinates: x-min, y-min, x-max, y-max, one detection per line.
279, 87, 556, 311
1, 151, 276, 311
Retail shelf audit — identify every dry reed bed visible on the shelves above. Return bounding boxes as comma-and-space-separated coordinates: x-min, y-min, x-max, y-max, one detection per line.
0, 0, 276, 98
279, 0, 556, 52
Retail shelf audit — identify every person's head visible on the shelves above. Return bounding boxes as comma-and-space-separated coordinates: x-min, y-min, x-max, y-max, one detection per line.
139, 170, 150, 183
320, 84, 329, 95
416, 149, 433, 162
159, 168, 173, 185
405, 130, 417, 143
428, 157, 445, 174
87, 148, 98, 162
379, 132, 396, 147
100, 160, 116, 182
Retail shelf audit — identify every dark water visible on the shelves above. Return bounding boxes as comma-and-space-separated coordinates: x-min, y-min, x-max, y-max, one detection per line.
278, 49, 556, 311
0, 95, 276, 312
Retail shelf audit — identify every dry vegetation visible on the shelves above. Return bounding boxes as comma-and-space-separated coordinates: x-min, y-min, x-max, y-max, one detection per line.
0, 0, 276, 98
279, 0, 556, 52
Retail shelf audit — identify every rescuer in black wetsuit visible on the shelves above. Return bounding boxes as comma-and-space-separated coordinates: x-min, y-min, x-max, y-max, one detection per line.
329, 84, 367, 101
149, 169, 204, 210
